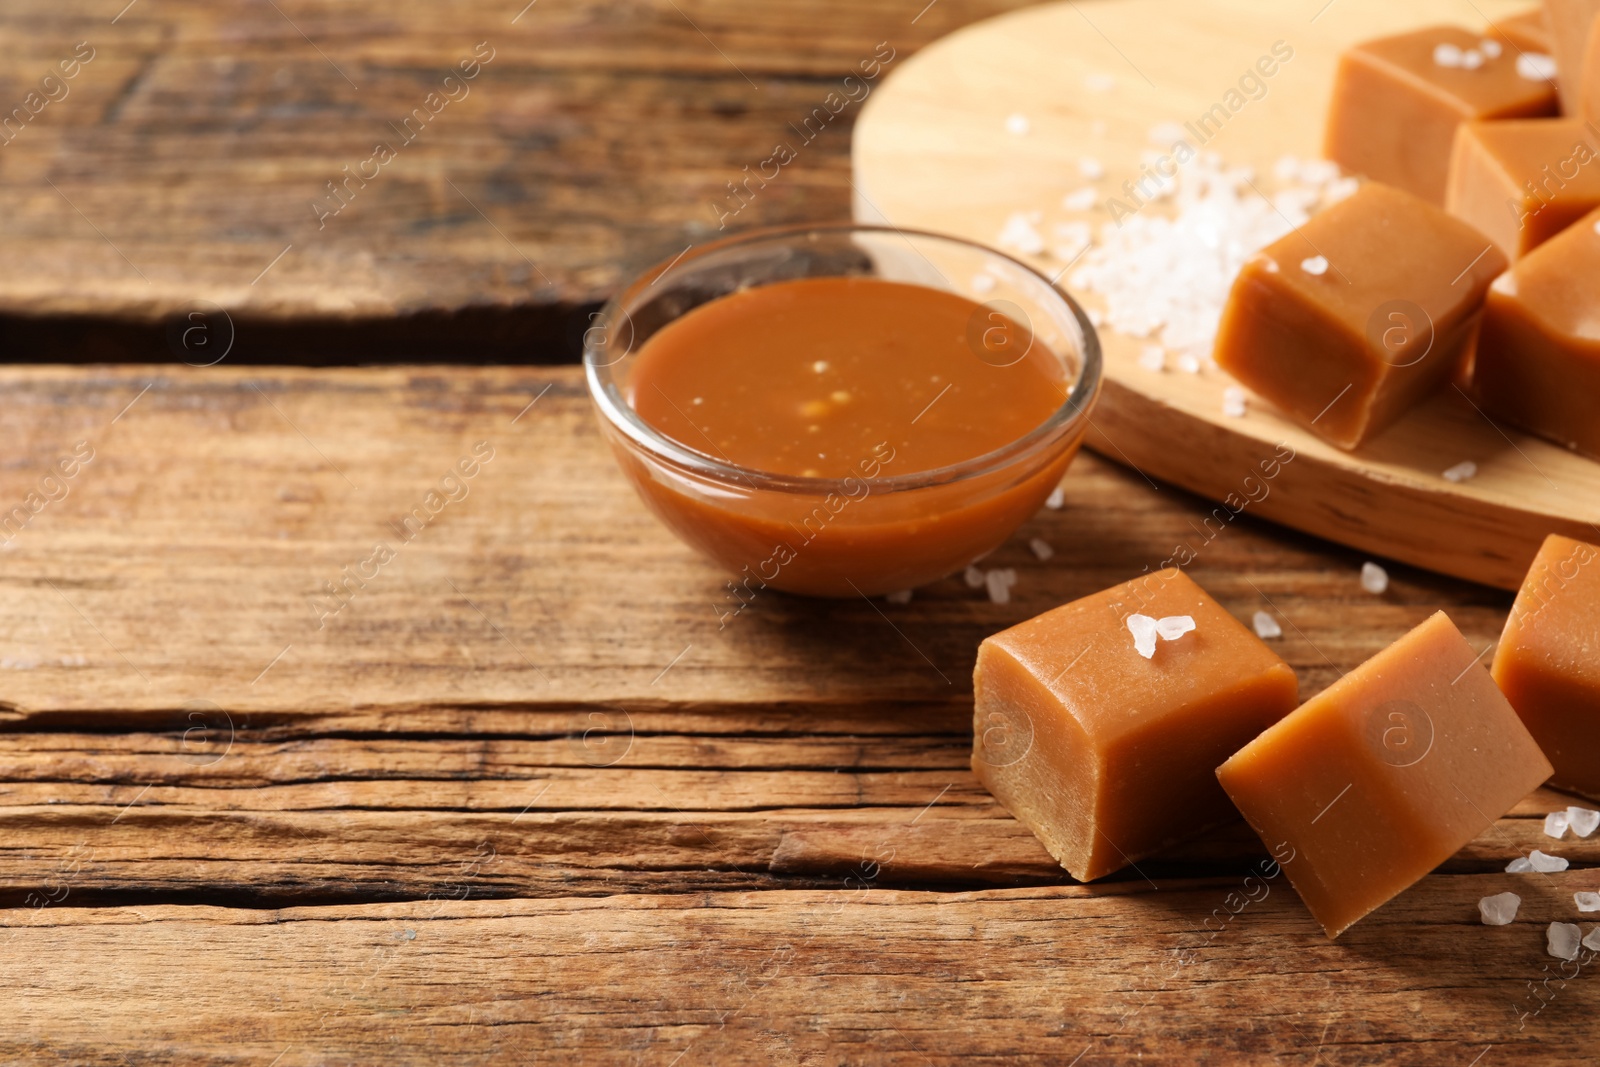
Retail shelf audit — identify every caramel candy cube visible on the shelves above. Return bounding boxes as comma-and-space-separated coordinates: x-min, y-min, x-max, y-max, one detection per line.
1492, 534, 1600, 800
1214, 182, 1508, 450
1217, 612, 1553, 938
1325, 26, 1558, 204
1446, 119, 1600, 258
971, 568, 1298, 882
1474, 205, 1600, 457
1492, 6, 1555, 53
1545, 0, 1600, 111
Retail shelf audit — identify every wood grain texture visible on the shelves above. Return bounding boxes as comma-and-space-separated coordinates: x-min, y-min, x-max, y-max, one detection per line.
852, 0, 1600, 590
0, 0, 1034, 360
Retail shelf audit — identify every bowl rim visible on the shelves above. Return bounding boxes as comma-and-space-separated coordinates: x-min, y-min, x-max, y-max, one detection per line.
583, 221, 1103, 495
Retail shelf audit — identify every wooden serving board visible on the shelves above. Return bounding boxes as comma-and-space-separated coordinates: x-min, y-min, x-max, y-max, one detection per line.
853, 0, 1600, 590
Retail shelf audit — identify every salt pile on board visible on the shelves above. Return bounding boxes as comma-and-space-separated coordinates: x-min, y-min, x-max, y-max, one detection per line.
1547, 922, 1581, 961
1529, 849, 1569, 873
1252, 611, 1282, 639
1545, 811, 1571, 838
1568, 807, 1600, 837
985, 568, 1018, 604
1575, 892, 1600, 913
1360, 562, 1389, 595
1478, 892, 1520, 925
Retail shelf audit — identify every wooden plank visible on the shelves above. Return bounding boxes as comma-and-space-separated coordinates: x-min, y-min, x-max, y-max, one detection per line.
0, 365, 1513, 721
852, 0, 1600, 590
5, 882, 1600, 1064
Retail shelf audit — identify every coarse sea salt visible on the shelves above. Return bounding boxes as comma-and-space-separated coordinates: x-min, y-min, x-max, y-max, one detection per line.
964, 565, 985, 589
1360, 561, 1389, 595
1507, 856, 1536, 873
1029, 538, 1054, 561
1586, 928, 1600, 951
885, 589, 913, 604
1530, 849, 1569, 873
1517, 52, 1557, 81
1045, 486, 1065, 510
1252, 611, 1282, 640
1127, 614, 1161, 659
1442, 460, 1478, 483
1138, 346, 1165, 372
1460, 48, 1484, 70
1300, 255, 1329, 276
1576, 891, 1600, 913
1569, 807, 1600, 837
1548, 922, 1581, 961
997, 212, 1046, 256
1480, 38, 1502, 59
1546, 811, 1571, 838
1154, 615, 1195, 641
985, 568, 1018, 605
1479, 891, 1520, 925
1222, 386, 1248, 418
1005, 113, 1031, 136
1434, 42, 1464, 68
1080, 157, 1106, 181
1176, 353, 1201, 374
1062, 187, 1098, 212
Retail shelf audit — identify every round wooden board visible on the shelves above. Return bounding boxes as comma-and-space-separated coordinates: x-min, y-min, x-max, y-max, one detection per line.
852, 0, 1600, 590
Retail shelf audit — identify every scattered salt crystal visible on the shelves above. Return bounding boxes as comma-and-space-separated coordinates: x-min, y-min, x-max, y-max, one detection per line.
1548, 921, 1581, 961
1517, 53, 1557, 81
971, 273, 996, 294
1222, 386, 1248, 418
1154, 615, 1195, 641
1085, 73, 1115, 93
1545, 811, 1571, 838
1079, 157, 1105, 181
1481, 39, 1502, 59
1176, 354, 1201, 374
1127, 614, 1160, 660
1062, 187, 1098, 212
1586, 927, 1600, 951
1360, 562, 1389, 595
1530, 849, 1569, 873
964, 565, 985, 589
1575, 892, 1600, 913
1298, 159, 1340, 186
1507, 856, 1535, 873
1138, 346, 1165, 372
812, 361, 829, 373
1045, 486, 1065, 510
1005, 112, 1031, 136
1300, 255, 1330, 276
1433, 42, 1464, 68
1568, 807, 1599, 837
885, 589, 913, 604
997, 212, 1045, 256
1460, 48, 1484, 70
1323, 176, 1360, 204
1253, 611, 1282, 640
1148, 121, 1187, 146
1442, 460, 1478, 483
1478, 891, 1520, 925
985, 568, 1017, 605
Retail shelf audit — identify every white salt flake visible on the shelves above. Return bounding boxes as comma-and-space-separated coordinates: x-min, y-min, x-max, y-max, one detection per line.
985, 568, 1017, 605
1085, 73, 1115, 93
1517, 53, 1557, 81
1154, 615, 1195, 641
1045, 486, 1065, 510
1442, 460, 1478, 483
1273, 155, 1301, 182
1148, 121, 1187, 146
1530, 849, 1570, 873
1176, 354, 1201, 374
964, 565, 985, 588
1360, 562, 1389, 595
971, 273, 996, 294
1545, 811, 1571, 838
1222, 386, 1248, 418
1252, 611, 1283, 640
1323, 176, 1361, 204
1586, 927, 1600, 951
1480, 39, 1502, 59
1298, 159, 1340, 186
1507, 857, 1536, 873
885, 589, 912, 604
997, 212, 1045, 256
1005, 112, 1031, 136
1575, 891, 1600, 913
1138, 346, 1165, 372
1062, 187, 1097, 212
1479, 891, 1520, 925
1548, 921, 1582, 961
1433, 42, 1464, 68
1460, 49, 1484, 70
1079, 157, 1105, 181
1127, 614, 1160, 660
1028, 538, 1054, 561
1300, 255, 1330, 276
1568, 807, 1600, 837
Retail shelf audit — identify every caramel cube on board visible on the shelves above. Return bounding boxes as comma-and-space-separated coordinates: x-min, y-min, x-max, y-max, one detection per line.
1213, 182, 1508, 450
1492, 6, 1554, 53
1492, 534, 1600, 801
1545, 0, 1600, 112
1446, 119, 1600, 258
1217, 612, 1553, 938
1474, 205, 1600, 458
1325, 26, 1558, 204
971, 568, 1298, 883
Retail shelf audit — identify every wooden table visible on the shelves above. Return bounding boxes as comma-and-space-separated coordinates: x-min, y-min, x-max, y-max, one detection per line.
3, 1, 1598, 1062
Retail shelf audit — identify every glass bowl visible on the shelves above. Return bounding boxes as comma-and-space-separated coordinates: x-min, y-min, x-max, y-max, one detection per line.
584, 222, 1102, 599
